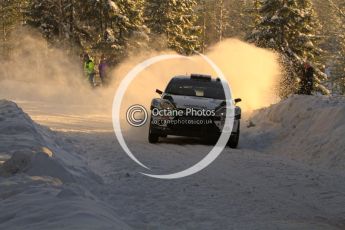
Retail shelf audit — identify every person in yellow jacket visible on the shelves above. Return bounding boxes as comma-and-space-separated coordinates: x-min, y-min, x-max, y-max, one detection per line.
83, 54, 95, 87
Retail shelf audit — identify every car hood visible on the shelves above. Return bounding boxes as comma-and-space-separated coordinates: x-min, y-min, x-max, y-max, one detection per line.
170, 95, 225, 110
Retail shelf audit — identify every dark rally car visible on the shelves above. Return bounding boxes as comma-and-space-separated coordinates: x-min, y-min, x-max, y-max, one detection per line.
148, 74, 242, 148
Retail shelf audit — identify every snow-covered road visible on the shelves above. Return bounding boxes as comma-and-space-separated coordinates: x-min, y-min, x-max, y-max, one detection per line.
64, 132, 345, 230
1, 96, 345, 230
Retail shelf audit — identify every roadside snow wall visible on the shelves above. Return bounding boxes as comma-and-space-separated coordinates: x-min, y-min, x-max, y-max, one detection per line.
0, 100, 131, 230
242, 95, 345, 170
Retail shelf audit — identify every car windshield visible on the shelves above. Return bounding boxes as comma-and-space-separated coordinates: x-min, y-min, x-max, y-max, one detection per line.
165, 79, 226, 100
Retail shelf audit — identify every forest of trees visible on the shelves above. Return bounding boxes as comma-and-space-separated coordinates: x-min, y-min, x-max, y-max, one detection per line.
0, 0, 344, 96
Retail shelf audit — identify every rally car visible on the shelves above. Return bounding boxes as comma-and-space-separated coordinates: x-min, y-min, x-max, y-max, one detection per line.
148, 74, 242, 148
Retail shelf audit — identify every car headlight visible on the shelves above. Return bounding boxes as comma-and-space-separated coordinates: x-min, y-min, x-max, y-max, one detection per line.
159, 100, 175, 110
215, 107, 227, 117
215, 106, 241, 119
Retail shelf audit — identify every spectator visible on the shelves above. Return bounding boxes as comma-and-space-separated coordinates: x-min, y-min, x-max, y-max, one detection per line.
98, 54, 109, 85
300, 62, 314, 95
84, 54, 95, 87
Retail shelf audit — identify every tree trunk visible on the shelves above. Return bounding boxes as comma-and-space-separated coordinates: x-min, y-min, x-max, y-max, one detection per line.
58, 0, 63, 42
217, 0, 224, 42
201, 0, 207, 53
100, 0, 104, 35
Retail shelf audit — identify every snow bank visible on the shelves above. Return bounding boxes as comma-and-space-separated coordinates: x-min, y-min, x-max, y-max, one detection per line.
243, 95, 345, 170
0, 100, 95, 182
0, 100, 131, 230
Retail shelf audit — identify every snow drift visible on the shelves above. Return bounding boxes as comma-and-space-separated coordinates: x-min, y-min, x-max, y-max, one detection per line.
0, 100, 97, 182
243, 95, 345, 170
0, 100, 131, 230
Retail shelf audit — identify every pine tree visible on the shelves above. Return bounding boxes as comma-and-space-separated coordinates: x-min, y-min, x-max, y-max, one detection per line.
26, 0, 76, 46
197, 0, 217, 50
115, 0, 149, 53
214, 0, 229, 42
196, 0, 230, 49
326, 0, 345, 94
74, 0, 149, 62
26, 0, 148, 63
225, 0, 253, 39
310, 0, 345, 94
249, 0, 329, 97
197, 0, 254, 50
145, 0, 201, 54
253, 0, 262, 25
339, 2, 345, 94
0, 0, 27, 56
198, 0, 208, 52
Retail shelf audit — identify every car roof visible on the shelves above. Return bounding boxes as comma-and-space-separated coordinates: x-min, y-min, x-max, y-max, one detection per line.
171, 74, 224, 83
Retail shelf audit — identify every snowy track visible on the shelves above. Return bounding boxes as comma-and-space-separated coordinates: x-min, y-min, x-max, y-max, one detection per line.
1, 96, 345, 229
64, 132, 345, 230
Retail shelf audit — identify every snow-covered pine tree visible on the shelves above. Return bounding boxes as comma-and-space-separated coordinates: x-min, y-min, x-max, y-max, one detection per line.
310, 0, 345, 94
90, 0, 149, 63
0, 0, 28, 56
338, 1, 345, 94
26, 0, 78, 47
325, 0, 345, 94
249, 0, 329, 97
114, 0, 149, 53
197, 0, 255, 50
27, 0, 56, 41
197, 0, 217, 51
243, 0, 263, 35
74, 0, 148, 62
26, 0, 148, 63
71, 0, 114, 52
214, 0, 230, 42
198, 0, 208, 52
253, 0, 262, 25
226, 0, 255, 39
145, 0, 201, 55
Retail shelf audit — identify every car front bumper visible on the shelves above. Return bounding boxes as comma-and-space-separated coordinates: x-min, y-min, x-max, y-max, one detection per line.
150, 116, 240, 138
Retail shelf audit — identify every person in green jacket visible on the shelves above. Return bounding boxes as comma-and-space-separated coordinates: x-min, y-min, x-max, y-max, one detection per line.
83, 54, 95, 87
